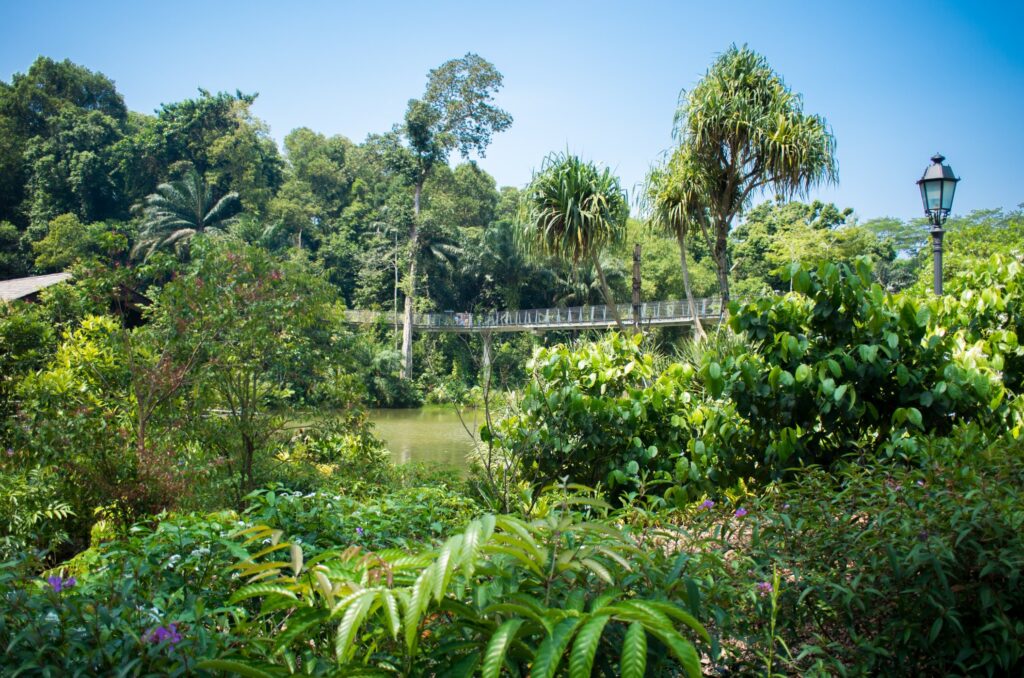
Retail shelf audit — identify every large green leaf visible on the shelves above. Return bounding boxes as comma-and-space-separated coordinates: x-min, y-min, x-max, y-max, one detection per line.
481, 618, 524, 678
335, 590, 379, 661
620, 622, 647, 678
569, 615, 611, 678
531, 617, 583, 678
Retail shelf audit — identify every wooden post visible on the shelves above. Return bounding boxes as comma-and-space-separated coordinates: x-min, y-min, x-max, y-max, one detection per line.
632, 244, 642, 335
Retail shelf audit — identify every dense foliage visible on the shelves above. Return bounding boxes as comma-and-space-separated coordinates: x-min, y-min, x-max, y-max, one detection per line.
1, 46, 1022, 677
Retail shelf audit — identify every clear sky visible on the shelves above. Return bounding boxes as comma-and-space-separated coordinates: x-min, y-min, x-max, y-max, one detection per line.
2, 0, 1022, 221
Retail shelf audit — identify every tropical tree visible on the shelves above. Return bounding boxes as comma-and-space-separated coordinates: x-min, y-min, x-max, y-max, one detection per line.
397, 53, 512, 378
672, 44, 838, 303
132, 170, 239, 258
644, 157, 708, 338
519, 153, 630, 332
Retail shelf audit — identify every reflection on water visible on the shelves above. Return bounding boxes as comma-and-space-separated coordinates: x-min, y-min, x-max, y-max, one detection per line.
369, 407, 480, 468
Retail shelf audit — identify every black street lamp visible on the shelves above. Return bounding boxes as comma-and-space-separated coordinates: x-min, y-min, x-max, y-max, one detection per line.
917, 153, 960, 295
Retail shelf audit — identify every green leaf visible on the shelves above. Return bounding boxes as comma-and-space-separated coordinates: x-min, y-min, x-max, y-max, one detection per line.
929, 616, 943, 642
708, 362, 721, 381
795, 364, 811, 383
569, 615, 610, 678
532, 617, 582, 678
906, 407, 923, 430
620, 622, 647, 678
228, 583, 298, 605
336, 590, 378, 661
195, 659, 281, 678
481, 618, 524, 678
272, 607, 328, 655
644, 625, 702, 678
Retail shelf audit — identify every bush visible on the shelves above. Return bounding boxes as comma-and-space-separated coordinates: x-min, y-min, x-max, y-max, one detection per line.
0, 512, 251, 676
642, 428, 1024, 675
496, 258, 1017, 504
724, 258, 1006, 472
203, 509, 709, 676
489, 333, 701, 497
242, 484, 481, 553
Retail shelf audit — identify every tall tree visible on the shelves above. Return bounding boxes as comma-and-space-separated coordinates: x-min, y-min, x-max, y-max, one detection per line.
133, 170, 239, 258
0, 57, 128, 228
672, 45, 838, 303
397, 53, 512, 378
518, 153, 629, 333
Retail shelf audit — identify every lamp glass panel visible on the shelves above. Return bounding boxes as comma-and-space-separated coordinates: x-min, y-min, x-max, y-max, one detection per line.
923, 180, 942, 211
941, 179, 957, 211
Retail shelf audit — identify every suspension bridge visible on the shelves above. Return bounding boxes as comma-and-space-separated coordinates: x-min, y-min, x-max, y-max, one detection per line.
346, 297, 725, 334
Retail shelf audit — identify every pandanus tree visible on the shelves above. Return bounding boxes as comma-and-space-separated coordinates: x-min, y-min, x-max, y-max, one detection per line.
644, 152, 710, 339
519, 153, 629, 333
132, 170, 239, 259
673, 44, 838, 304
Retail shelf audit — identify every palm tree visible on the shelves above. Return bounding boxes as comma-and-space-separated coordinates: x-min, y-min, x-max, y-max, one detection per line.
133, 170, 240, 259
551, 252, 627, 309
673, 44, 837, 303
644, 153, 708, 339
518, 153, 629, 333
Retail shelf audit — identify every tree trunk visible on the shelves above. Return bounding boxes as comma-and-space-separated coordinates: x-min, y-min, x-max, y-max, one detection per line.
675, 228, 706, 340
713, 220, 731, 316
592, 254, 626, 333
401, 182, 422, 379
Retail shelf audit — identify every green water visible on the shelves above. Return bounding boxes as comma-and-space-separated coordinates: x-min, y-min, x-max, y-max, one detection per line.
369, 407, 479, 468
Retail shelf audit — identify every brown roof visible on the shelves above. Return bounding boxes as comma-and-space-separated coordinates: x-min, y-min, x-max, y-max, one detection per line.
0, 272, 73, 302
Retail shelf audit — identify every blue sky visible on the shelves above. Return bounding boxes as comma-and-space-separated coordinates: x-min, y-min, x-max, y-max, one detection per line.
2, 0, 1022, 221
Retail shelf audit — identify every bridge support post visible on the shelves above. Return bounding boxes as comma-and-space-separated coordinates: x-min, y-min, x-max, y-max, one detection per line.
481, 331, 493, 389
632, 244, 642, 335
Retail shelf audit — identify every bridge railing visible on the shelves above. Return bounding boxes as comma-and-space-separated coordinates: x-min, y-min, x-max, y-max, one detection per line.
347, 297, 724, 330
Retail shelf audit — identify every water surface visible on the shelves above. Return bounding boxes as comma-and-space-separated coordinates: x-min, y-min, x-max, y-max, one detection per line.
369, 407, 479, 468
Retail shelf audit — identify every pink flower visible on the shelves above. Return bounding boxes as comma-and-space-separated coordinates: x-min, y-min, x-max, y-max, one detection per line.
756, 581, 773, 597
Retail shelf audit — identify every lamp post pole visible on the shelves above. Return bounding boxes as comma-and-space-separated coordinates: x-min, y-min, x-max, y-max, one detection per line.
930, 223, 944, 296
917, 153, 960, 296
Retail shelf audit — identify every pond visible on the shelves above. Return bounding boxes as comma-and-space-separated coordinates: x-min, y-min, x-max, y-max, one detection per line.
368, 406, 480, 469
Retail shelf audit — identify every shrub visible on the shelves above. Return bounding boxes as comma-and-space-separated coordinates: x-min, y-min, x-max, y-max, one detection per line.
242, 484, 481, 553
496, 258, 1017, 505
203, 510, 709, 676
489, 333, 709, 498
0, 465, 72, 560
643, 428, 1024, 675
724, 258, 1006, 473
0, 512, 251, 676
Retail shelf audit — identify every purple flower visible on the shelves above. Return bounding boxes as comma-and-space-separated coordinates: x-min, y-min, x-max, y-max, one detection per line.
756, 581, 773, 597
699, 499, 715, 510
5, 448, 13, 457
734, 507, 748, 518
782, 503, 790, 510
356, 527, 364, 537
46, 575, 76, 592
148, 623, 182, 647
916, 480, 926, 487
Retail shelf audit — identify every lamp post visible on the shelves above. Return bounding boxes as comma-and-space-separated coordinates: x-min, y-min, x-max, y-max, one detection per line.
917, 153, 960, 295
